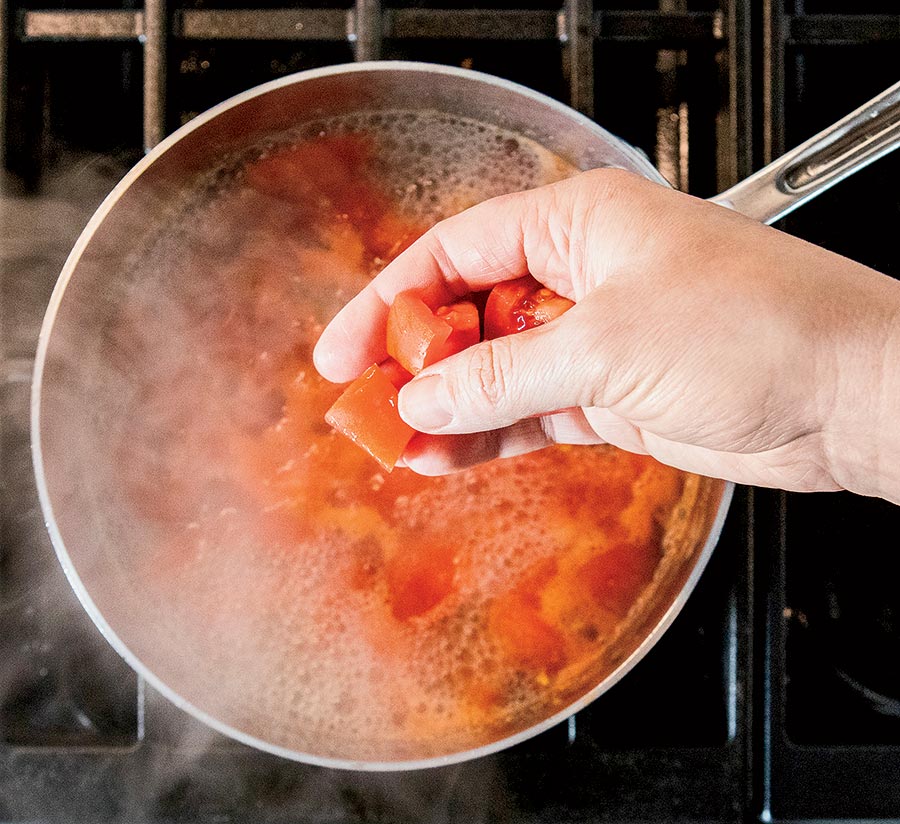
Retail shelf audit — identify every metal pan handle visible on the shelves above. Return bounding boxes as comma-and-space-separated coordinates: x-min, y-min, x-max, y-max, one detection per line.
708, 79, 900, 226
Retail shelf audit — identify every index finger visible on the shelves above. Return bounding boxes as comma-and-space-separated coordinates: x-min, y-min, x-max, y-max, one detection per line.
312, 181, 572, 383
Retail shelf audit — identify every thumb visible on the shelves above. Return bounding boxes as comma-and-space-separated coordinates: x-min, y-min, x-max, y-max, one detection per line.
397, 310, 597, 434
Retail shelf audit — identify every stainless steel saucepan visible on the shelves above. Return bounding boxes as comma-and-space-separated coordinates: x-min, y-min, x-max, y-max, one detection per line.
32, 63, 900, 770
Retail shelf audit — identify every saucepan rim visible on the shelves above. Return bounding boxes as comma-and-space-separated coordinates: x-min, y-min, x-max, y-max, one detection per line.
31, 60, 735, 771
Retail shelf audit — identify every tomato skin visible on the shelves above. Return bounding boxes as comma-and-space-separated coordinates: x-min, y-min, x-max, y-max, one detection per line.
484, 275, 575, 339
324, 364, 415, 472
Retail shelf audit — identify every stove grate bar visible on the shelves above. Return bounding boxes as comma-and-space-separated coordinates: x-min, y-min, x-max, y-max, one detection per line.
17, 8, 728, 46
17, 9, 898, 48
143, 0, 166, 151
563, 0, 594, 117
353, 0, 382, 62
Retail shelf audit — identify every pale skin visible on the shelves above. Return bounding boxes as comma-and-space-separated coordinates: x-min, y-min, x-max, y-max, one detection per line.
314, 169, 900, 505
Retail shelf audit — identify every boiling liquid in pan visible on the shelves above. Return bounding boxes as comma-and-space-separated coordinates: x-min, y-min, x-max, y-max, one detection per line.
105, 111, 692, 761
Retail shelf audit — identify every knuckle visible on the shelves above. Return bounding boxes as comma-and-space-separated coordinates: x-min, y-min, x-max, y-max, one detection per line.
421, 229, 467, 294
582, 166, 642, 200
463, 338, 516, 411
575, 168, 646, 227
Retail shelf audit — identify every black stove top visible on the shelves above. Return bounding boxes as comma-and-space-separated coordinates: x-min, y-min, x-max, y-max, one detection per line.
1, 2, 899, 822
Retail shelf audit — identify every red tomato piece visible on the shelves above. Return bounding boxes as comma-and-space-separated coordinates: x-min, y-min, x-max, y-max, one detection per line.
581, 541, 660, 618
386, 294, 481, 375
489, 593, 567, 673
386, 292, 453, 375
378, 357, 414, 390
385, 543, 456, 620
484, 275, 575, 339
324, 364, 415, 472
242, 133, 372, 212
487, 557, 566, 673
433, 301, 481, 361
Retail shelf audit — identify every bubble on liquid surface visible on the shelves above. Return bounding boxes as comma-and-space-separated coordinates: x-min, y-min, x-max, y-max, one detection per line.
269, 108, 575, 226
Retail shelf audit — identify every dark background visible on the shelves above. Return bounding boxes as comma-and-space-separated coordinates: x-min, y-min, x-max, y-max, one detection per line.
1, 2, 898, 821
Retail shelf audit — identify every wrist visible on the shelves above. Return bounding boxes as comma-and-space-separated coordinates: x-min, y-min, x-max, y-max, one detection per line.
823, 272, 900, 504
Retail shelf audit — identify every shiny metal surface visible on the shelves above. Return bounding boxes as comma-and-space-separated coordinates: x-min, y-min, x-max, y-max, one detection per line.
710, 79, 900, 224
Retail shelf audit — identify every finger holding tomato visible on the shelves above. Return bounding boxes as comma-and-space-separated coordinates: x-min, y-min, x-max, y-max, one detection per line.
315, 168, 900, 505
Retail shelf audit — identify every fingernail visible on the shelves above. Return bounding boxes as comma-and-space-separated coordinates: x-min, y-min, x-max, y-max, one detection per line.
399, 374, 453, 430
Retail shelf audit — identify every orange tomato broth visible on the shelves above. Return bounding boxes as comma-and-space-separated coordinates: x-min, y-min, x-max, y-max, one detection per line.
118, 129, 687, 748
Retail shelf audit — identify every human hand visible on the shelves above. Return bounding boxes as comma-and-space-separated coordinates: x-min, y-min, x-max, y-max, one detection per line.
314, 169, 900, 503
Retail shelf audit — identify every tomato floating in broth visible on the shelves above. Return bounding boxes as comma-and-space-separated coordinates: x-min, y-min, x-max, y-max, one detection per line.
108, 115, 694, 761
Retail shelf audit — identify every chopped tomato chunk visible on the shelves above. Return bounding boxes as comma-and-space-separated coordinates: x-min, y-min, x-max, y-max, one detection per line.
488, 557, 566, 673
489, 593, 566, 673
433, 301, 481, 361
484, 274, 575, 339
581, 540, 660, 618
386, 294, 481, 375
378, 357, 414, 390
324, 364, 415, 472
386, 292, 453, 375
385, 543, 456, 620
